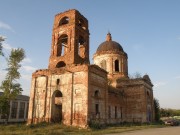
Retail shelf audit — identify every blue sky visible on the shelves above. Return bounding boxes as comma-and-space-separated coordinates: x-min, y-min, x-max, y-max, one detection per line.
0, 0, 180, 109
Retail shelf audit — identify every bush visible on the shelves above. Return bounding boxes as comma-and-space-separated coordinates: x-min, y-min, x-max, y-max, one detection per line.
88, 120, 103, 129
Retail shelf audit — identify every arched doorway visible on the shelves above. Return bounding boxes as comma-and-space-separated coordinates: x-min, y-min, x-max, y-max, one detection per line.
52, 90, 63, 123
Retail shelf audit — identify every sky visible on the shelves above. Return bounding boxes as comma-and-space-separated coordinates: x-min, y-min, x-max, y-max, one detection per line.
0, 0, 180, 109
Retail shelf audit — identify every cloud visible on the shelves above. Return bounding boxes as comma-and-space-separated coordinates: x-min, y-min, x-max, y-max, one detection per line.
22, 58, 32, 63
154, 81, 166, 88
177, 36, 180, 40
2, 43, 13, 50
22, 65, 37, 72
0, 21, 14, 32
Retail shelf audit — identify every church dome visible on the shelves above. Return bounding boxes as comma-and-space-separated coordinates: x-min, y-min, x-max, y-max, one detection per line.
96, 33, 124, 54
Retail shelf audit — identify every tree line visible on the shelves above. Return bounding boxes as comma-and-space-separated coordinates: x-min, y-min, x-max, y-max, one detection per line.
160, 108, 180, 117
0, 36, 25, 123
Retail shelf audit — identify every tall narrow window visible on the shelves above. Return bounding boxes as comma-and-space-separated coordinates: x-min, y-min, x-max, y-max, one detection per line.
95, 104, 99, 115
115, 60, 119, 72
19, 102, 25, 119
78, 35, 86, 58
115, 106, 117, 118
11, 102, 18, 119
56, 79, 60, 85
57, 34, 68, 56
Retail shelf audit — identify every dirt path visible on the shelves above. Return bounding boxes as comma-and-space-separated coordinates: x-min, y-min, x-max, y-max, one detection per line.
107, 126, 180, 135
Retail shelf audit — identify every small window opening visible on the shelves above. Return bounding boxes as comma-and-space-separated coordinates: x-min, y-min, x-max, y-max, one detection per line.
56, 61, 66, 68
56, 79, 60, 85
115, 60, 119, 72
59, 17, 69, 26
95, 104, 99, 115
94, 90, 99, 98
78, 18, 86, 30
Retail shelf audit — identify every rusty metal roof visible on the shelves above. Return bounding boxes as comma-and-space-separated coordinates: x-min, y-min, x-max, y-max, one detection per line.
96, 40, 124, 54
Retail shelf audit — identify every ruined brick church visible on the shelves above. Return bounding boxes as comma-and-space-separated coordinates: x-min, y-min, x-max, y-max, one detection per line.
28, 9, 154, 127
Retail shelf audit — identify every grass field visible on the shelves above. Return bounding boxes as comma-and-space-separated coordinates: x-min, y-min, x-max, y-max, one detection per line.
0, 123, 165, 135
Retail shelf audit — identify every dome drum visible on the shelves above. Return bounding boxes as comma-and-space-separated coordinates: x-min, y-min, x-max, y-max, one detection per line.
93, 33, 128, 78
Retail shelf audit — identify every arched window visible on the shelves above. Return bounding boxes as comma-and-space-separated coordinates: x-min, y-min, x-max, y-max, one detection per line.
56, 61, 66, 68
78, 18, 86, 30
59, 17, 69, 26
100, 60, 106, 70
94, 90, 99, 98
55, 90, 62, 98
57, 34, 68, 56
78, 35, 86, 58
115, 60, 119, 72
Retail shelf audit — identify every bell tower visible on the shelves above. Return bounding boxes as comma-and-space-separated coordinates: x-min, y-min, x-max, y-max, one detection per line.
48, 9, 90, 69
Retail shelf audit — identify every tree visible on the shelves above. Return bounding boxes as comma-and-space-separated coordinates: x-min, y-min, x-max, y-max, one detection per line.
129, 72, 142, 79
0, 48, 25, 123
0, 36, 5, 56
154, 98, 160, 122
134, 72, 142, 78
160, 108, 180, 117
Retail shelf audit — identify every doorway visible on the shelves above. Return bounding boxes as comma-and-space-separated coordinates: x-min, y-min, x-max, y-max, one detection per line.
52, 90, 63, 123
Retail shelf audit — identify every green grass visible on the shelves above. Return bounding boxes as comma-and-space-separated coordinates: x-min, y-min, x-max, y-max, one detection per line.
0, 122, 165, 135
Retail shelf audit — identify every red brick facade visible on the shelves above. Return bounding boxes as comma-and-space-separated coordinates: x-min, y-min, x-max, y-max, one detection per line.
28, 9, 154, 128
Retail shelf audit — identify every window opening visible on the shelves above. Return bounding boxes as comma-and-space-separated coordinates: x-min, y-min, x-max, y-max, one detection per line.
56, 61, 66, 68
115, 60, 119, 72
94, 90, 99, 98
59, 17, 69, 26
78, 18, 86, 30
19, 102, 25, 119
56, 79, 60, 85
78, 35, 86, 58
57, 34, 68, 56
11, 102, 18, 119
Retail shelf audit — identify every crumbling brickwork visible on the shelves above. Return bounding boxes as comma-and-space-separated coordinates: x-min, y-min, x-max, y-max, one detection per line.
28, 9, 154, 128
